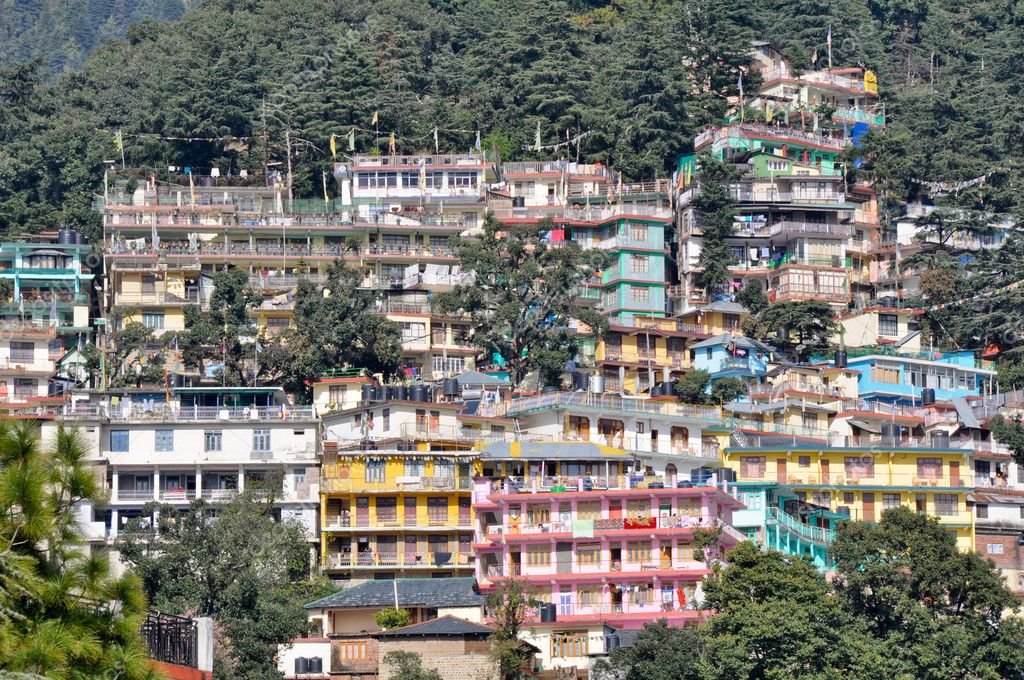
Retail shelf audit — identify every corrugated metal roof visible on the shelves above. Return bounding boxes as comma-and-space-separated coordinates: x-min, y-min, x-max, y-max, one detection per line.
305, 577, 483, 610
373, 615, 494, 638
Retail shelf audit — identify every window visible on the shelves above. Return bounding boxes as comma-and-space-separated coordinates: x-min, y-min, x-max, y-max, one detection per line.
401, 172, 419, 188
874, 363, 900, 384
630, 254, 649, 274
878, 313, 899, 337
551, 631, 588, 658
812, 491, 832, 507
577, 543, 601, 565
798, 456, 811, 468
882, 493, 901, 509
629, 223, 648, 242
401, 322, 426, 343
626, 540, 652, 563
294, 468, 306, 486
678, 498, 701, 517
739, 456, 766, 479
844, 456, 875, 480
376, 497, 398, 523
365, 459, 386, 483
266, 317, 290, 333
154, 429, 173, 452
427, 497, 448, 522
631, 286, 650, 304
802, 413, 819, 430
253, 429, 271, 452
976, 504, 989, 519
432, 355, 466, 374
934, 494, 958, 516
328, 385, 346, 405
526, 544, 550, 566
917, 458, 943, 480
10, 341, 33, 364
110, 430, 129, 453
722, 313, 741, 331
405, 459, 425, 477
382, 408, 390, 431
578, 584, 601, 605
527, 504, 550, 525
204, 430, 222, 452
987, 543, 1005, 555
142, 312, 165, 330
576, 501, 600, 520
141, 274, 156, 294
450, 171, 477, 188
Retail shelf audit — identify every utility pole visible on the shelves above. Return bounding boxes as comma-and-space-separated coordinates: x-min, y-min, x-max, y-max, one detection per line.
285, 128, 294, 213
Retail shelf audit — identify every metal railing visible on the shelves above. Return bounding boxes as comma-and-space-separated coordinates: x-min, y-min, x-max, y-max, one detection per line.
141, 611, 198, 669
766, 506, 835, 544
500, 392, 724, 423
62, 403, 316, 422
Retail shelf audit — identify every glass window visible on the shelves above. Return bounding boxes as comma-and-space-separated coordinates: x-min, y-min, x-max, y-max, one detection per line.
253, 429, 271, 452
631, 286, 650, 303
629, 223, 648, 242
976, 504, 988, 519
882, 493, 901, 509
142, 312, 165, 330
878, 313, 898, 337
10, 341, 33, 364
154, 429, 173, 452
740, 456, 766, 479
526, 544, 550, 566
988, 543, 1005, 555
630, 254, 649, 273
294, 468, 306, 486
365, 459, 386, 483
405, 459, 425, 477
626, 540, 652, 563
204, 430, 222, 452
934, 494, 958, 516
577, 543, 601, 565
110, 430, 129, 453
917, 458, 943, 480
844, 456, 874, 480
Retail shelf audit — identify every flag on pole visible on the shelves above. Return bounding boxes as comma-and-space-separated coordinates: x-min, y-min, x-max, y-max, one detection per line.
329, 134, 337, 159
322, 171, 330, 208
433, 127, 439, 153
388, 131, 396, 155
371, 111, 379, 125
827, 25, 833, 71
534, 121, 542, 152
474, 130, 481, 152
765, 102, 773, 123
347, 127, 356, 151
114, 129, 124, 153
737, 72, 743, 99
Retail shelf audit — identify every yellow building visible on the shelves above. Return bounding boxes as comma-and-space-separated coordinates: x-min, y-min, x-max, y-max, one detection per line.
105, 254, 199, 332
726, 364, 860, 434
318, 397, 508, 581
593, 316, 710, 394
722, 443, 975, 551
676, 300, 748, 337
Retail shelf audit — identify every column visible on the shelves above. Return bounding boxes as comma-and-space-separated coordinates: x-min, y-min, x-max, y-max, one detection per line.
237, 466, 245, 494
111, 467, 119, 502
153, 468, 160, 502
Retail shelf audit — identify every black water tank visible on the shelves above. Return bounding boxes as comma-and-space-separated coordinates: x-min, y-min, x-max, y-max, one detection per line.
370, 385, 384, 401
717, 467, 736, 483
308, 657, 323, 673
57, 229, 76, 245
880, 423, 898, 445
360, 384, 374, 404
921, 388, 936, 405
573, 371, 590, 391
410, 384, 428, 402
512, 196, 526, 208
295, 657, 309, 674
394, 385, 408, 401
931, 431, 950, 448
443, 378, 460, 397
834, 350, 848, 368
539, 603, 557, 623
606, 634, 620, 652
76, 232, 88, 244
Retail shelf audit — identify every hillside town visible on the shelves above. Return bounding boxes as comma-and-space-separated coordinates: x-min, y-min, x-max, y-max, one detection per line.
4, 33, 1024, 680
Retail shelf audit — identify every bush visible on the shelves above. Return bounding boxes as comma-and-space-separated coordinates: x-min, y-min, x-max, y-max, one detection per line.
374, 608, 413, 630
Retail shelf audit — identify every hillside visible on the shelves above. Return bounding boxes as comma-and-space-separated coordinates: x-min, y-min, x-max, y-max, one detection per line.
0, 0, 191, 72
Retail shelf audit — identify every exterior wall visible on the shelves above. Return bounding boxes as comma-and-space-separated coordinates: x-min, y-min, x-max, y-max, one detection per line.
846, 354, 992, 402
975, 530, 1024, 594
278, 639, 332, 680
837, 310, 920, 350
376, 638, 495, 680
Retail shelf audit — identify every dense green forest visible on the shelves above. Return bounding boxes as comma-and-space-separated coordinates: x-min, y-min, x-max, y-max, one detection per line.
4, 0, 1024, 352
0, 0, 191, 72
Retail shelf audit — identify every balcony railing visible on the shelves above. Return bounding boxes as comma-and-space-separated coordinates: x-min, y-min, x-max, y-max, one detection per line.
744, 470, 970, 489
766, 506, 835, 544
500, 392, 724, 424
324, 552, 471, 569
321, 476, 473, 493
484, 514, 728, 537
62, 404, 316, 422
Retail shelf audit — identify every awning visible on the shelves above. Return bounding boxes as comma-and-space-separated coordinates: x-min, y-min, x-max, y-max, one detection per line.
847, 418, 881, 434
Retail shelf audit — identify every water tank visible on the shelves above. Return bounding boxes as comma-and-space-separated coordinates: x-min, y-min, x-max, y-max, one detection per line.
442, 378, 460, 397
371, 385, 385, 402
76, 231, 88, 244
590, 374, 605, 393
384, 385, 396, 401
295, 657, 309, 675
717, 467, 736, 483
690, 468, 714, 486
930, 431, 950, 448
541, 385, 559, 394
573, 372, 590, 391
410, 384, 428, 402
394, 385, 408, 401
539, 603, 557, 623
834, 350, 848, 368
880, 423, 898, 446
308, 657, 323, 673
512, 196, 526, 208
360, 384, 374, 404
57, 229, 76, 245
921, 388, 936, 405
462, 388, 483, 400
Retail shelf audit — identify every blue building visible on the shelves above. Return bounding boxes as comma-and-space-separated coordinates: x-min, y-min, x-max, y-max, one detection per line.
690, 333, 772, 380
842, 351, 994, 404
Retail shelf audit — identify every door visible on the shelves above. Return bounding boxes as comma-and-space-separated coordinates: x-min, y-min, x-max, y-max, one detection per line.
458, 497, 471, 525
556, 542, 572, 574
356, 497, 369, 526
404, 497, 418, 526
609, 500, 622, 519
559, 588, 573, 616
776, 458, 787, 483
820, 459, 830, 485
950, 462, 960, 488
660, 541, 672, 569
404, 536, 418, 565
863, 493, 875, 522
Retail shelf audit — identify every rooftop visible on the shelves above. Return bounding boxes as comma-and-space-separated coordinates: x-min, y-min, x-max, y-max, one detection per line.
372, 615, 493, 639
304, 577, 484, 610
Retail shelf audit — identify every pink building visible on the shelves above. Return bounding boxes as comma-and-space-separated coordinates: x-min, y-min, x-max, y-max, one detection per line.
472, 477, 745, 669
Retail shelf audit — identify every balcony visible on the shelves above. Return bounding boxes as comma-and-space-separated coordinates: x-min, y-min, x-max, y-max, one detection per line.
62, 404, 316, 423
321, 475, 473, 494
744, 470, 970, 490
113, 290, 200, 306
482, 559, 711, 581
500, 391, 724, 424
324, 552, 471, 570
484, 514, 738, 538
766, 506, 835, 544
695, 124, 848, 152
733, 220, 854, 240
564, 205, 672, 222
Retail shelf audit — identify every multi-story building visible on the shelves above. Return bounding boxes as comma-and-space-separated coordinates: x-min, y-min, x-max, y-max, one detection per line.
835, 306, 923, 352
472, 472, 745, 671
723, 439, 976, 553
50, 386, 320, 562
591, 316, 710, 395
841, 350, 994, 404
318, 383, 517, 581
